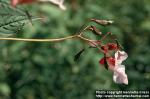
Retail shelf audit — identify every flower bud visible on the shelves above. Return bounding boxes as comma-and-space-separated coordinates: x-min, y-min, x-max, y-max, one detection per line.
90, 18, 114, 26
86, 26, 102, 35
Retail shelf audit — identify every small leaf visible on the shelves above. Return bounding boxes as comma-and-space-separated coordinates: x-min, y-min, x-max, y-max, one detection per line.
25, 10, 33, 25
0, 1, 40, 37
74, 49, 85, 61
104, 54, 109, 70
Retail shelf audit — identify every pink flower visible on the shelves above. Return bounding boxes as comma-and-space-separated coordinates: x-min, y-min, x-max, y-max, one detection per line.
11, 0, 34, 7
113, 50, 128, 85
40, 0, 66, 10
11, 0, 66, 10
99, 50, 128, 85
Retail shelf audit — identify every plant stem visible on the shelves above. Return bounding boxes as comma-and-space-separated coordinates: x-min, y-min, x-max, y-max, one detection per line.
0, 35, 77, 42
100, 32, 111, 41
0, 34, 104, 53
0, 35, 94, 42
76, 35, 104, 52
76, 35, 94, 42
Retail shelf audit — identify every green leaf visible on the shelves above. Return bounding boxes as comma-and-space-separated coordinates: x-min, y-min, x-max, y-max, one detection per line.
0, 1, 40, 37
104, 54, 109, 70
74, 49, 85, 61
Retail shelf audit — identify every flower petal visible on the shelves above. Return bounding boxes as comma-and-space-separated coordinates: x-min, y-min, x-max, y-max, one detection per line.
115, 50, 128, 65
11, 0, 34, 7
11, 0, 66, 10
39, 0, 66, 10
113, 65, 128, 85
99, 57, 105, 65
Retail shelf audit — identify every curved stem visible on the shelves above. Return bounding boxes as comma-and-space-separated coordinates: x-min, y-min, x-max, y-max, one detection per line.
0, 35, 78, 42
76, 35, 94, 42
0, 34, 104, 52
100, 32, 111, 41
0, 34, 96, 43
77, 35, 104, 52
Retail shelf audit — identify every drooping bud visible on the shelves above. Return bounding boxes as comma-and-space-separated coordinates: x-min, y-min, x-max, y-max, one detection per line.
86, 26, 102, 35
90, 18, 114, 26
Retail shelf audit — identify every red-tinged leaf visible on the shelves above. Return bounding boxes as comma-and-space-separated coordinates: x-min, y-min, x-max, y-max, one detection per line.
107, 57, 115, 66
101, 45, 108, 53
107, 43, 118, 50
99, 55, 115, 70
99, 57, 105, 65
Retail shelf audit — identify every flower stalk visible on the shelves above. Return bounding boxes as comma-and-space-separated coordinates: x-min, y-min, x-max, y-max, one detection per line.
0, 35, 77, 42
0, 34, 96, 42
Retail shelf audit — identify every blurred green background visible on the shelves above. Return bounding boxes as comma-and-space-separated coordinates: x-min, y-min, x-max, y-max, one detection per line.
0, 0, 150, 99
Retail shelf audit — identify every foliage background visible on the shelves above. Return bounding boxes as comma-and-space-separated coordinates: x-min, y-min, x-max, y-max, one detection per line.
0, 0, 150, 99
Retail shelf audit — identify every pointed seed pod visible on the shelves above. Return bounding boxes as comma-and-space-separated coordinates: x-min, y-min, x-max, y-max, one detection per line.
90, 26, 102, 35
90, 18, 114, 26
85, 26, 102, 35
